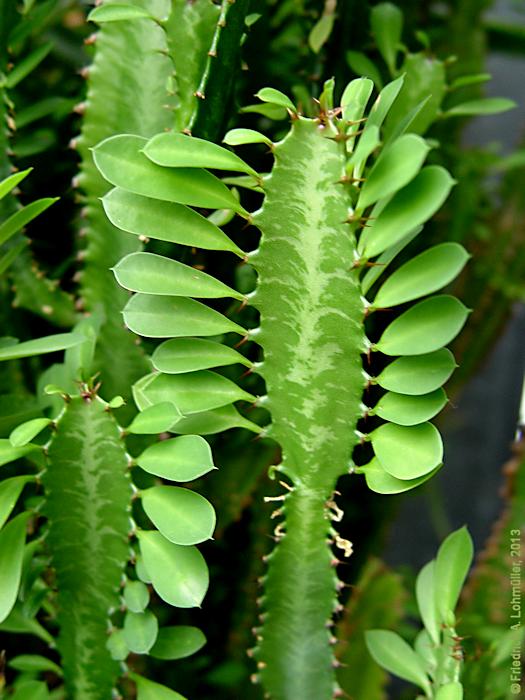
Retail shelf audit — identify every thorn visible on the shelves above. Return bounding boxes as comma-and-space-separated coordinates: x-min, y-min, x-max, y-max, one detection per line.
79, 66, 90, 79
208, 49, 217, 57
234, 334, 249, 348
84, 33, 97, 45
194, 91, 205, 100
73, 102, 87, 115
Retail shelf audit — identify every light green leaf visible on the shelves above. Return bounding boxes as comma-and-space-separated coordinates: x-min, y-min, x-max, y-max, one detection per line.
370, 3, 403, 75
11, 681, 50, 700
142, 486, 216, 545
358, 134, 429, 210
113, 252, 242, 300
361, 227, 422, 295
123, 294, 245, 339
88, 4, 154, 23
0, 333, 83, 362
168, 404, 261, 435
106, 629, 129, 661
435, 682, 463, 700
0, 169, 32, 201
362, 458, 440, 494
386, 97, 432, 144
360, 166, 455, 258
132, 674, 187, 700
143, 133, 257, 177
102, 188, 244, 256
255, 87, 297, 113
223, 128, 272, 146
0, 440, 39, 467
366, 76, 405, 132
0, 477, 33, 530
123, 610, 158, 654
346, 52, 383, 90
341, 77, 375, 130
365, 629, 431, 693
9, 654, 62, 676
450, 73, 491, 90
138, 531, 209, 608
124, 580, 149, 613
375, 296, 469, 356
434, 526, 473, 622
348, 125, 380, 171
444, 97, 516, 117
137, 435, 215, 482
0, 198, 59, 247
136, 371, 254, 414
0, 513, 30, 623
152, 338, 251, 374
240, 103, 288, 120
376, 349, 456, 395
127, 402, 182, 434
372, 389, 447, 426
372, 243, 469, 308
93, 135, 246, 215
371, 422, 443, 479
416, 561, 440, 645
10, 418, 51, 447
150, 625, 206, 660
308, 13, 335, 54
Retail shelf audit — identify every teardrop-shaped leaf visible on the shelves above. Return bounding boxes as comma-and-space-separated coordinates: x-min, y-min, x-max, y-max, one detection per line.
0, 198, 59, 247
360, 167, 455, 258
346, 51, 384, 90
152, 338, 251, 374
127, 402, 182, 434
365, 629, 431, 693
9, 418, 51, 447
137, 435, 215, 482
106, 629, 129, 661
444, 97, 515, 117
124, 580, 149, 613
434, 526, 474, 621
124, 294, 245, 339
142, 486, 216, 545
308, 13, 335, 54
0, 477, 32, 530
8, 654, 62, 676
88, 3, 154, 23
93, 135, 246, 215
0, 333, 83, 362
0, 440, 39, 467
341, 77, 374, 126
362, 458, 440, 494
150, 626, 206, 660
0, 512, 30, 623
358, 134, 429, 210
416, 560, 440, 645
132, 674, 187, 700
435, 683, 463, 700
102, 188, 243, 255
365, 75, 405, 132
376, 296, 469, 356
144, 133, 257, 176
223, 128, 272, 146
372, 389, 447, 426
138, 531, 209, 608
371, 2, 403, 75
0, 169, 32, 201
123, 610, 158, 654
376, 349, 456, 395
114, 252, 242, 300
371, 422, 443, 479
361, 227, 422, 295
255, 87, 296, 113
137, 371, 254, 415
372, 243, 469, 308
170, 405, 261, 435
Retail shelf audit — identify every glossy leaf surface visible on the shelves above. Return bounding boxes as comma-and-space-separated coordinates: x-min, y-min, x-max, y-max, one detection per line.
371, 422, 443, 479
372, 389, 447, 425
137, 435, 215, 482
376, 349, 456, 395
150, 626, 206, 660
152, 338, 251, 374
142, 486, 216, 545
127, 402, 181, 434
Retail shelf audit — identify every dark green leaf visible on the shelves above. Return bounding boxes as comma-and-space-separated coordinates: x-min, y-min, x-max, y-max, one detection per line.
132, 674, 187, 700
0, 476, 32, 530
0, 198, 58, 247
9, 654, 62, 676
150, 625, 206, 660
0, 513, 30, 623
346, 52, 383, 89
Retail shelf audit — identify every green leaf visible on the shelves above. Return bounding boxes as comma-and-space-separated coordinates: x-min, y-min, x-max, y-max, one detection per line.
362, 458, 440, 495
365, 629, 431, 694
346, 51, 384, 90
255, 87, 297, 113
150, 625, 206, 660
341, 77, 374, 130
138, 531, 209, 608
0, 198, 58, 247
360, 228, 422, 295
88, 4, 154, 23
9, 654, 62, 676
416, 561, 440, 645
10, 681, 50, 700
93, 135, 246, 215
142, 486, 215, 545
132, 674, 187, 700
372, 389, 447, 426
0, 512, 30, 623
360, 166, 455, 258
137, 435, 215, 482
0, 240, 27, 276
10, 418, 51, 447
372, 243, 469, 308
375, 296, 469, 356
5, 43, 52, 88
123, 294, 245, 339
435, 682, 463, 700
376, 349, 456, 395
143, 133, 257, 177
135, 371, 254, 414
434, 526, 474, 621
0, 440, 39, 467
444, 97, 516, 117
123, 610, 158, 654
366, 76, 405, 132
241, 102, 288, 119
127, 402, 182, 434
0, 333, 83, 361
113, 252, 242, 300
450, 73, 491, 90
171, 404, 261, 435
308, 13, 335, 54
152, 338, 251, 374
102, 188, 244, 256
371, 422, 443, 479
0, 476, 32, 530
124, 580, 149, 613
223, 128, 272, 146
106, 629, 129, 661
0, 169, 32, 200
358, 134, 429, 210
370, 3, 403, 75
348, 125, 380, 171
